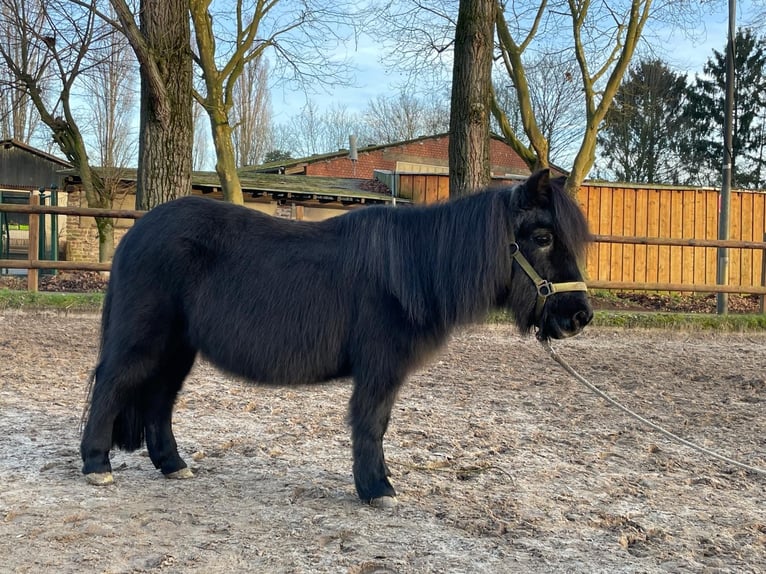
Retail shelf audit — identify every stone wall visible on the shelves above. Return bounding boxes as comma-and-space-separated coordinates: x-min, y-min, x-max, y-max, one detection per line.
63, 190, 135, 263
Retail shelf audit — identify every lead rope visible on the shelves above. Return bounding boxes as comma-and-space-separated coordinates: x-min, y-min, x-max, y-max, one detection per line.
538, 337, 766, 476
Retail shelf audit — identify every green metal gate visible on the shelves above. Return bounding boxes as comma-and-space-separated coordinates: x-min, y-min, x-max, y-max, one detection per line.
0, 188, 59, 275
38, 187, 59, 272
0, 191, 8, 260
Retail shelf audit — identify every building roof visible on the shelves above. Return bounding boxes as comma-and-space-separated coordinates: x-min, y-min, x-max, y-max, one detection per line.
242, 133, 456, 175
60, 167, 401, 206
0, 139, 72, 168
245, 132, 568, 177
197, 170, 399, 206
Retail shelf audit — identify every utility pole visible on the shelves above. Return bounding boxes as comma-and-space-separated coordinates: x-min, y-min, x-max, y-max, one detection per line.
717, 0, 736, 314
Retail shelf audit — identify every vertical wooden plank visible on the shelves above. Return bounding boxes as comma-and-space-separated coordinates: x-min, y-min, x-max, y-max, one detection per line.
415, 177, 425, 204
438, 176, 450, 201
598, 186, 613, 281
633, 187, 649, 284
610, 187, 624, 281
586, 185, 602, 281
415, 175, 427, 204
668, 189, 683, 285
693, 190, 708, 286
752, 192, 765, 294
645, 188, 660, 283
761, 230, 766, 313
425, 176, 439, 204
679, 189, 695, 283
399, 175, 413, 200
27, 191, 40, 292
621, 187, 636, 283
706, 191, 718, 284
739, 191, 754, 286
576, 185, 590, 216
577, 186, 596, 282
681, 188, 696, 286
729, 191, 742, 286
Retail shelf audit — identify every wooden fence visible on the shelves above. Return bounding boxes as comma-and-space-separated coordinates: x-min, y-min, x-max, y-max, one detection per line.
2, 192, 766, 304
397, 174, 451, 203
0, 196, 144, 291
579, 182, 766, 289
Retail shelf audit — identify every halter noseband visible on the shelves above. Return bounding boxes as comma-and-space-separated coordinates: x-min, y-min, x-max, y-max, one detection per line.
508, 231, 588, 324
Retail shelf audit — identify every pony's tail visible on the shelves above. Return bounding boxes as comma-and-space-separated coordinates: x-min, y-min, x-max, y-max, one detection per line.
80, 286, 113, 435
111, 401, 146, 451
80, 286, 147, 451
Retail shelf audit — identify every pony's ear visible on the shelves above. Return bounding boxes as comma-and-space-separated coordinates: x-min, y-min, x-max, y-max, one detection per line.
520, 169, 551, 207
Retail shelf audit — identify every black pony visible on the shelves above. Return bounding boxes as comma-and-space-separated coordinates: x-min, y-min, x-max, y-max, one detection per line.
80, 169, 592, 505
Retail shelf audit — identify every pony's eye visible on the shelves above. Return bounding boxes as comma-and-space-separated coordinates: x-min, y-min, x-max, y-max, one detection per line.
533, 233, 553, 247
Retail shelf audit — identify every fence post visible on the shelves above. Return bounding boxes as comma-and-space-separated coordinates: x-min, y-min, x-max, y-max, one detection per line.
27, 191, 40, 292
761, 232, 766, 314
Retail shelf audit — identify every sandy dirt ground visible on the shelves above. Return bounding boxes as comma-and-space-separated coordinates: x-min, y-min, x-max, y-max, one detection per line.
0, 310, 764, 573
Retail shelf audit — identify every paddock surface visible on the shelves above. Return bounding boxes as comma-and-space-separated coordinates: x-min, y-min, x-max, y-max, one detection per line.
1, 311, 764, 573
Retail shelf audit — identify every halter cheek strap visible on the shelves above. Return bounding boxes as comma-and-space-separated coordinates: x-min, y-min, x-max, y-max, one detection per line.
508, 239, 588, 322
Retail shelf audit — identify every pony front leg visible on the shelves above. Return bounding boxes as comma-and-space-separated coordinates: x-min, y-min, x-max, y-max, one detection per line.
349, 377, 401, 506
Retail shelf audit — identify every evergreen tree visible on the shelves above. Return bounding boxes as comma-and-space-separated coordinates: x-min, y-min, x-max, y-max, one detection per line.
262, 149, 293, 164
679, 28, 766, 189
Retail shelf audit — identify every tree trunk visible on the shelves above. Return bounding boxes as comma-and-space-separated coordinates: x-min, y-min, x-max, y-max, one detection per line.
95, 217, 116, 262
135, 0, 193, 210
210, 116, 245, 205
448, 0, 495, 197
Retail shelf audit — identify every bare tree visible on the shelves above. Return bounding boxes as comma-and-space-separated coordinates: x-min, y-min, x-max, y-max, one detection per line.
269, 91, 450, 158
0, 0, 119, 261
192, 99, 211, 171
320, 103, 363, 153
365, 91, 449, 144
190, 0, 358, 204
110, 0, 193, 209
378, 0, 697, 193
268, 122, 296, 159
0, 3, 42, 143
286, 100, 325, 157
231, 55, 272, 168
493, 49, 584, 169
81, 12, 138, 233
418, 91, 452, 138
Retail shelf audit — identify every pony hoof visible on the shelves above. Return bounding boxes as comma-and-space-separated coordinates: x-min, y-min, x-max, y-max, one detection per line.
165, 467, 194, 480
84, 472, 114, 486
370, 496, 398, 509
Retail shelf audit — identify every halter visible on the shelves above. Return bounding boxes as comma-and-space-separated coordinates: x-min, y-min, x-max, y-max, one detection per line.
508, 229, 588, 324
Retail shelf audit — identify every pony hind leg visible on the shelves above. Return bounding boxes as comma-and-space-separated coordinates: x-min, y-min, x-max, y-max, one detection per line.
80, 354, 156, 485
80, 334, 196, 485
143, 345, 197, 479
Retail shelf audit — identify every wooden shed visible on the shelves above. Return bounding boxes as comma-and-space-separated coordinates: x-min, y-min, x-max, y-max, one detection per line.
0, 140, 70, 265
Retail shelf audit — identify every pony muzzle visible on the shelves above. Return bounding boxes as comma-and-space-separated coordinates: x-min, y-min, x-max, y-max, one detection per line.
533, 279, 590, 336
509, 242, 590, 337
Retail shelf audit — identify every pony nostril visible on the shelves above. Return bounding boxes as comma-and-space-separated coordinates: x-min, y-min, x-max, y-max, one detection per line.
573, 309, 593, 329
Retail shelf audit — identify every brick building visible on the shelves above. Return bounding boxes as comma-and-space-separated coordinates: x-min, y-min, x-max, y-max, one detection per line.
247, 133, 533, 180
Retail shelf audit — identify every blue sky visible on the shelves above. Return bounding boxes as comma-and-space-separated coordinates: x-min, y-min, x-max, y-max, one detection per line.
268, 1, 760, 122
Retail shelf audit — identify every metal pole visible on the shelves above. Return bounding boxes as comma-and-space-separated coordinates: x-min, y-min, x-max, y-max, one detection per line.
717, 0, 736, 314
